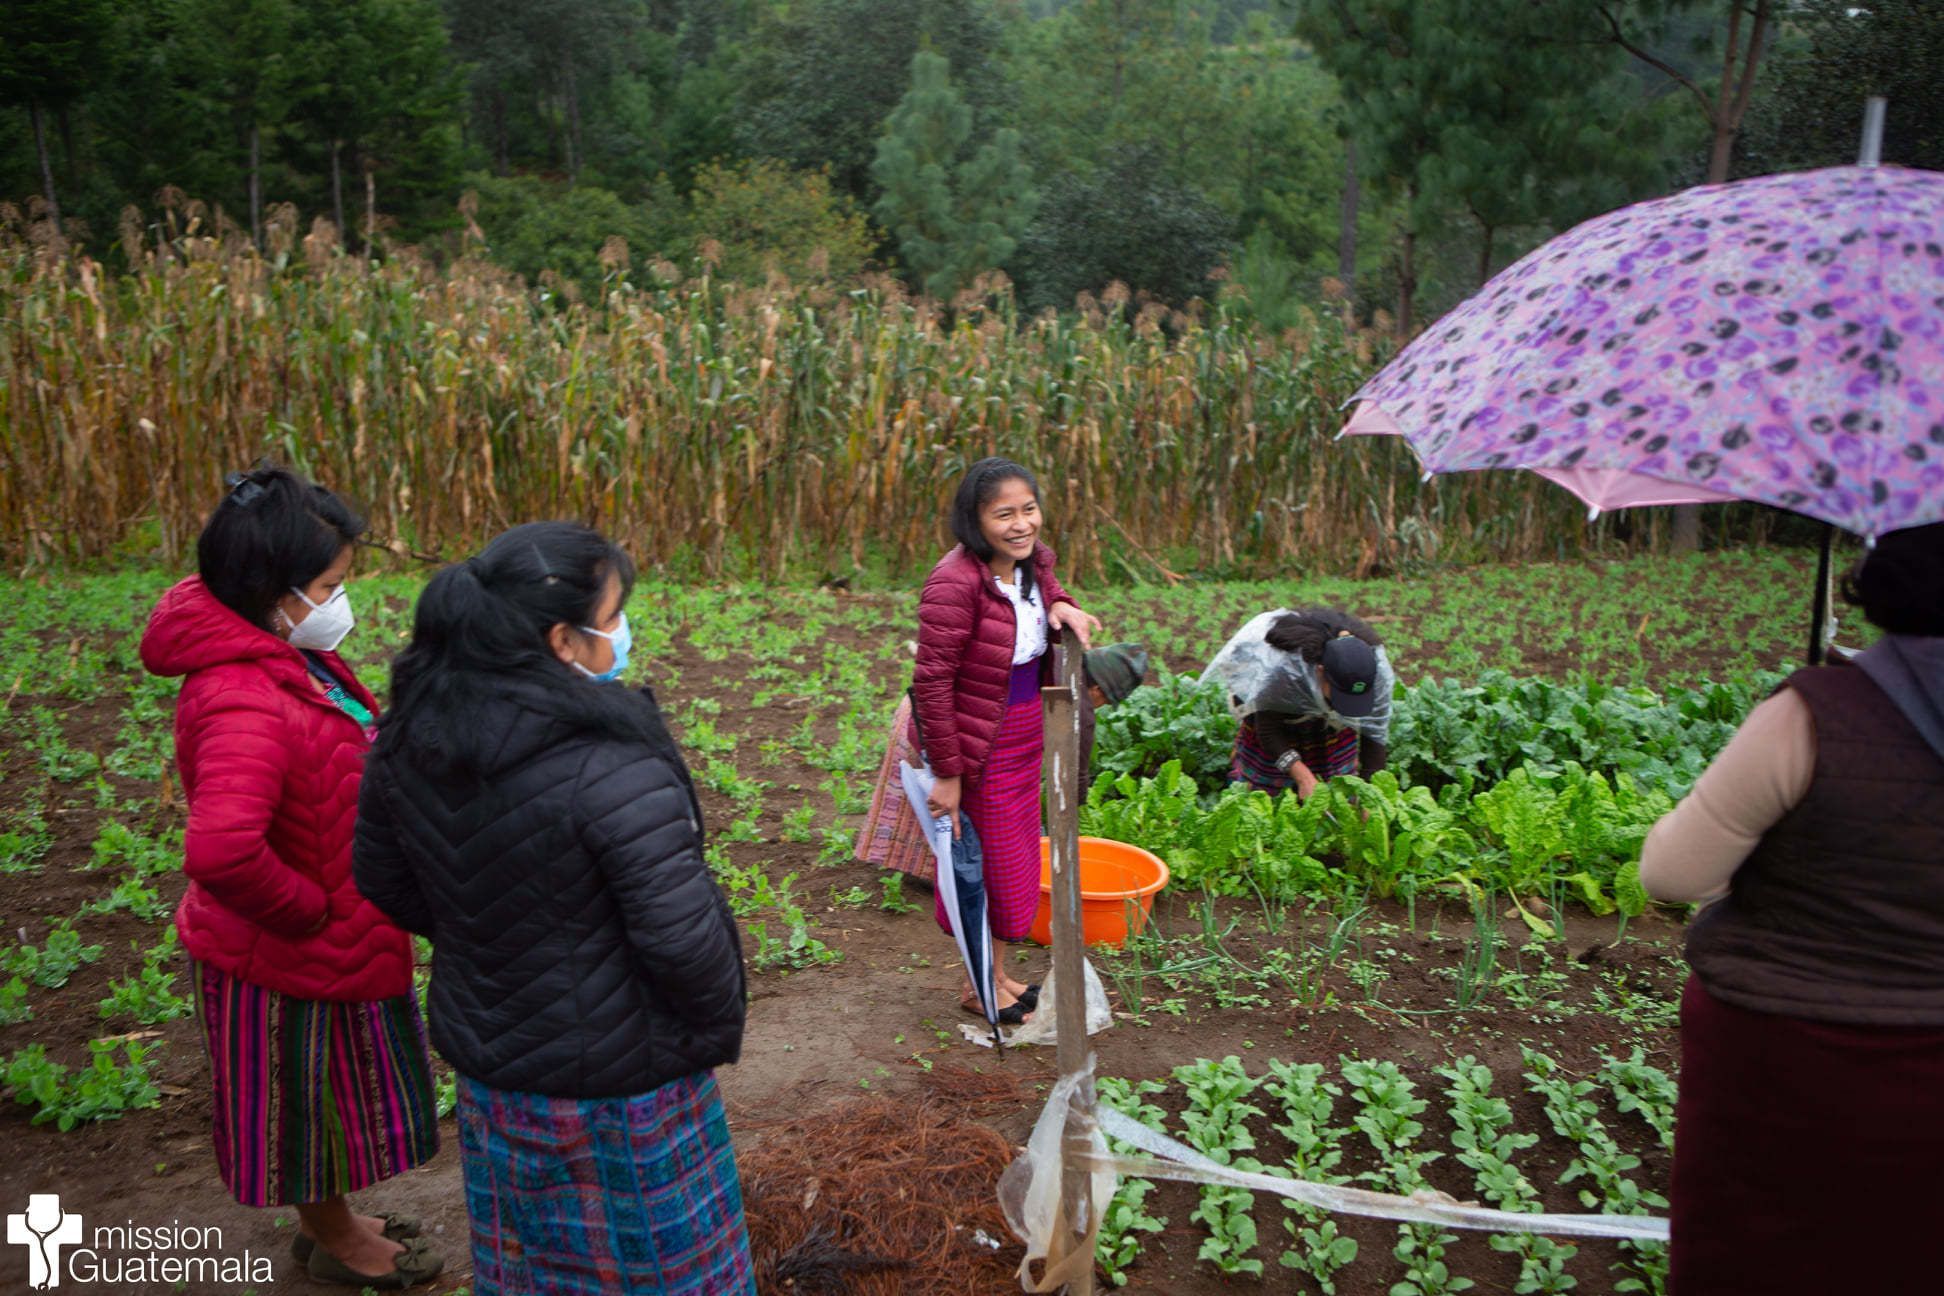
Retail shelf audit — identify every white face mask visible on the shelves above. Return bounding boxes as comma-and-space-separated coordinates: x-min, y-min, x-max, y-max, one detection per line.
285, 586, 355, 652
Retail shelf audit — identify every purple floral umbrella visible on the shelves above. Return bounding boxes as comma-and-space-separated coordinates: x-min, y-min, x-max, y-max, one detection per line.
1343, 164, 1944, 540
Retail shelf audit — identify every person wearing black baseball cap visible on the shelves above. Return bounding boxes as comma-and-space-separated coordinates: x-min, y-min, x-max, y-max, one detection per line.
1200, 607, 1394, 799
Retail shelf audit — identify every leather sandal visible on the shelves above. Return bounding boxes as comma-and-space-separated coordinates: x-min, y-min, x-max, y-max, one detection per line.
1016, 982, 1042, 1010
291, 1214, 421, 1265
306, 1236, 444, 1289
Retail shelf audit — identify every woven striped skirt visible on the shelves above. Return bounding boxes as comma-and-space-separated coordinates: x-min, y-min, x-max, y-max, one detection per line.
190, 959, 439, 1208
854, 695, 936, 884
456, 1070, 755, 1296
945, 663, 1046, 943
1230, 715, 1359, 792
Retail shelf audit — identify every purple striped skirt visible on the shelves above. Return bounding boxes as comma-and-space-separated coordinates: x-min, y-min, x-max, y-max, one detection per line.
940, 661, 1045, 943
1230, 715, 1360, 792
190, 958, 439, 1207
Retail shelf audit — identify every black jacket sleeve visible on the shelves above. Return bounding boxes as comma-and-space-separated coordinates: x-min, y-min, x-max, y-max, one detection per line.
352, 764, 435, 937
577, 744, 746, 1027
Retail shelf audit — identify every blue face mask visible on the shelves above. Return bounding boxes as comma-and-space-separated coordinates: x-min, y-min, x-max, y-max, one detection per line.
575, 612, 631, 682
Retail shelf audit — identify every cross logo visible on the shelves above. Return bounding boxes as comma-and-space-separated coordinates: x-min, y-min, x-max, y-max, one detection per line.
8, 1194, 83, 1290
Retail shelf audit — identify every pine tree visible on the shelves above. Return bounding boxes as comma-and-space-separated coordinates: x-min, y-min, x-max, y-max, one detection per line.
0, 0, 114, 236
871, 50, 1035, 302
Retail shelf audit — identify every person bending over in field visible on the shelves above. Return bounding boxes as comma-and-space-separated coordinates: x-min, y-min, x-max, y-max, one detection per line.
353, 522, 753, 1296
1201, 606, 1393, 798
908, 457, 1103, 1025
141, 466, 443, 1289
1639, 521, 1944, 1296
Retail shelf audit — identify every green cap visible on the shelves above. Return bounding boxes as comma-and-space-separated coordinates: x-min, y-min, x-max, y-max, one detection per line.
1083, 643, 1148, 704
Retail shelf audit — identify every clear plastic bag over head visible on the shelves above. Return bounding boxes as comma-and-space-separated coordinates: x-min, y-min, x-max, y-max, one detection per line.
1200, 609, 1395, 740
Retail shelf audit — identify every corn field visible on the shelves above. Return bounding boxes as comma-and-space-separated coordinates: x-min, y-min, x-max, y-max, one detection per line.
0, 204, 1615, 582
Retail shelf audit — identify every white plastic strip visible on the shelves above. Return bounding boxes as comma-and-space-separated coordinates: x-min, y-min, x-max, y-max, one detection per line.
1090, 1105, 1669, 1243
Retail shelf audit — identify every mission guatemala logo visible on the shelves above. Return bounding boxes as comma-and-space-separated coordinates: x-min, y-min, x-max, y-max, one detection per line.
7, 1193, 275, 1289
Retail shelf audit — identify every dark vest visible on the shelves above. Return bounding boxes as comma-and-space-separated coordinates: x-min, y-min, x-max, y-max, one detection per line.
1685, 665, 1944, 1025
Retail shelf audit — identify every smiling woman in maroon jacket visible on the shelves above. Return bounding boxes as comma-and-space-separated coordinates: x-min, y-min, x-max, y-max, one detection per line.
908, 458, 1101, 1022
140, 466, 441, 1290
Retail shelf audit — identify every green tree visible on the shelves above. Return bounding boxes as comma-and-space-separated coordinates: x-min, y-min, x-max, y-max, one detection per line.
465, 171, 682, 293
1009, 144, 1231, 312
1739, 0, 1944, 174
0, 0, 114, 234
871, 51, 1035, 301
736, 0, 1007, 201
289, 0, 465, 247
1296, 0, 1672, 330
687, 159, 874, 285
442, 0, 639, 181
174, 0, 298, 244
1008, 0, 1238, 202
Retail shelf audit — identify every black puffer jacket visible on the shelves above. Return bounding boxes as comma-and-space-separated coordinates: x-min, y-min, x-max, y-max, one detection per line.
353, 678, 744, 1098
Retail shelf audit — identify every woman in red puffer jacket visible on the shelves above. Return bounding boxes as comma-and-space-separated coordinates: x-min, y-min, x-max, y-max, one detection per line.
907, 458, 1101, 1023
140, 466, 442, 1290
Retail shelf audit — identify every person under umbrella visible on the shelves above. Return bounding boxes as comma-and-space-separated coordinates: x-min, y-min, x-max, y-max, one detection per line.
1639, 522, 1944, 1296
1202, 607, 1393, 798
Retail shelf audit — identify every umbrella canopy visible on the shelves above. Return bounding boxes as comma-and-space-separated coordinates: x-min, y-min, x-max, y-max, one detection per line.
1343, 165, 1944, 538
900, 760, 1003, 1047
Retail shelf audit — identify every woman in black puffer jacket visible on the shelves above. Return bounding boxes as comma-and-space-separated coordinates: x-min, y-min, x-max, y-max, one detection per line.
353, 521, 751, 1296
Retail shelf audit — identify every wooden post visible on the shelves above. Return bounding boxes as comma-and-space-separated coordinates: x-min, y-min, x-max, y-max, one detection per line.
1043, 635, 1096, 1295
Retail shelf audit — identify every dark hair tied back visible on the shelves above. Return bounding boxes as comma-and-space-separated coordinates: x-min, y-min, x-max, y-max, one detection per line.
1265, 607, 1383, 661
379, 521, 668, 773
1843, 522, 1944, 636
197, 463, 365, 630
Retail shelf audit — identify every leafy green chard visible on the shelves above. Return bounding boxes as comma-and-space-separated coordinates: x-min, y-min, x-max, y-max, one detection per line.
1342, 1058, 1471, 1296
1596, 1048, 1677, 1152
1437, 1057, 1577, 1294
1093, 1077, 1170, 1287
1091, 671, 1238, 793
1172, 1055, 1267, 1276
1260, 1060, 1359, 1292
1523, 1048, 1668, 1296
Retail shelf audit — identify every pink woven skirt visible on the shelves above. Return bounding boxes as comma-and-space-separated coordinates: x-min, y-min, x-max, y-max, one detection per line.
940, 664, 1045, 943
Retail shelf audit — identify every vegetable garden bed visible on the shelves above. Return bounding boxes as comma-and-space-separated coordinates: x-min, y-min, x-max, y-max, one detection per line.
0, 551, 1813, 1293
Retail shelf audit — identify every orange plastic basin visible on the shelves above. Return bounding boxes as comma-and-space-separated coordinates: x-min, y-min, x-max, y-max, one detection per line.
1028, 836, 1171, 949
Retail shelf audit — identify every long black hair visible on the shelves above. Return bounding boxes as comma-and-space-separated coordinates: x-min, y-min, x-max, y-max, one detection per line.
377, 521, 672, 773
1265, 607, 1382, 661
950, 456, 1041, 596
1844, 522, 1944, 636
197, 464, 365, 630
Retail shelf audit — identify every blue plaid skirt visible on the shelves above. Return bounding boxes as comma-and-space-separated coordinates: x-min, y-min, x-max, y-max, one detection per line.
456, 1070, 755, 1295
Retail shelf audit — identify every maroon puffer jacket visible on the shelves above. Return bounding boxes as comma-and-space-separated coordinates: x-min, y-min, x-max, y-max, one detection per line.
141, 576, 413, 1002
908, 543, 1075, 783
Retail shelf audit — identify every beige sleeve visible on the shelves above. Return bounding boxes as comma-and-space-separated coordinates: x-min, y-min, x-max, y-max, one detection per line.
1638, 689, 1816, 904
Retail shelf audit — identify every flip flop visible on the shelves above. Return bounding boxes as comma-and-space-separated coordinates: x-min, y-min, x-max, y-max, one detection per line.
1016, 982, 1042, 1010
292, 1215, 423, 1266
306, 1236, 444, 1290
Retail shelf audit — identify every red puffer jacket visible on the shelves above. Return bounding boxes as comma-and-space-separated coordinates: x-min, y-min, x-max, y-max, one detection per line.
908, 543, 1075, 782
141, 577, 411, 1002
